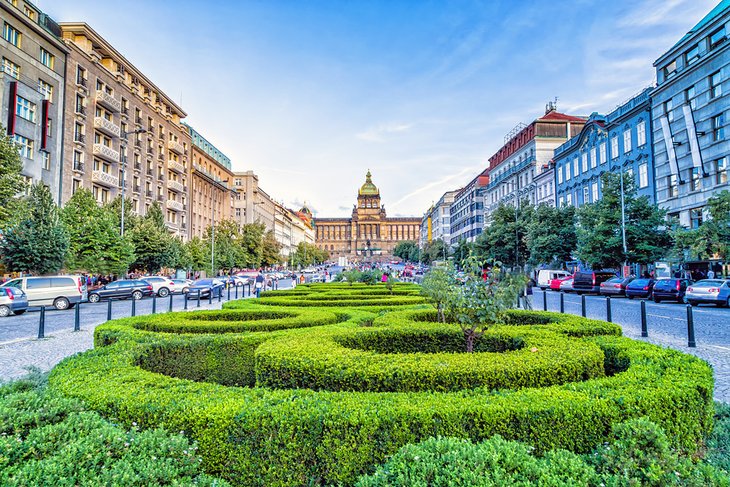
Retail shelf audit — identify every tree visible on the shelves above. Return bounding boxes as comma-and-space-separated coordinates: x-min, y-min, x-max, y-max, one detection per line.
452, 240, 473, 269
261, 230, 283, 267
0, 128, 27, 229
179, 236, 209, 273
420, 261, 454, 322
576, 173, 669, 270
291, 242, 328, 268
672, 190, 730, 262
61, 189, 134, 275
474, 201, 532, 269
526, 204, 577, 267
204, 219, 247, 273
129, 203, 178, 273
420, 239, 449, 265
393, 241, 419, 262
0, 183, 69, 275
240, 222, 266, 268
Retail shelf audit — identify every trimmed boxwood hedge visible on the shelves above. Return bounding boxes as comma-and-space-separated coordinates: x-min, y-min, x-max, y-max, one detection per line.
48, 293, 715, 486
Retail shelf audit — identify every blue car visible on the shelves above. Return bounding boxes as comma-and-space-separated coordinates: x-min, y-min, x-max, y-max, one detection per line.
625, 278, 655, 300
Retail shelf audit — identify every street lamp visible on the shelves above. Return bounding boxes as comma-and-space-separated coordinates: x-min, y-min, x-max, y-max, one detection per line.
612, 162, 629, 276
120, 128, 147, 237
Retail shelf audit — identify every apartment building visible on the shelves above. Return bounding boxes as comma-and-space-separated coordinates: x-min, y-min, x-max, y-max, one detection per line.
59, 22, 191, 238
420, 189, 459, 247
232, 170, 276, 231
187, 124, 234, 238
448, 171, 488, 246
1, 0, 66, 202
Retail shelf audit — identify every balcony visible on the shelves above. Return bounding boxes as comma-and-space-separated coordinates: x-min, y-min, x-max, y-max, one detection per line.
167, 159, 185, 173
166, 199, 184, 212
92, 144, 120, 163
168, 139, 185, 155
95, 90, 122, 113
91, 170, 119, 188
93, 117, 121, 138
168, 179, 184, 193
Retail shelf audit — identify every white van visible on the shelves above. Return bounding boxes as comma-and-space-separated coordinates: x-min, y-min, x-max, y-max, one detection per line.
1, 276, 88, 310
536, 270, 572, 290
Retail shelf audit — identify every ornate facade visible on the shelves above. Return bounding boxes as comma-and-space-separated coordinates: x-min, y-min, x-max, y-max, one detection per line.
314, 171, 420, 262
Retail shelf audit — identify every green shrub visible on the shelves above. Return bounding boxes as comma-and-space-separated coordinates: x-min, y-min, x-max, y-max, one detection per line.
707, 402, 730, 474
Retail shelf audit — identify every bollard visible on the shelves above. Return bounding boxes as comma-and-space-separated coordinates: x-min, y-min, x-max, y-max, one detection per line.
581, 295, 586, 317
218, 288, 222, 303
228, 285, 231, 301
516, 294, 521, 309
197, 292, 201, 308
152, 295, 157, 314
107, 300, 112, 321
74, 303, 80, 331
606, 296, 612, 322
686, 305, 696, 348
542, 290, 547, 311
640, 300, 648, 337
235, 284, 239, 299
208, 290, 213, 305
184, 293, 189, 310
559, 292, 565, 313
131, 297, 136, 317
38, 306, 46, 339
169, 293, 173, 312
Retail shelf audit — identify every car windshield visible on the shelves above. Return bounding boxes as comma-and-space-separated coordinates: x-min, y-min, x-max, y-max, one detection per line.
194, 279, 214, 285
632, 279, 650, 285
693, 280, 725, 287
605, 277, 621, 284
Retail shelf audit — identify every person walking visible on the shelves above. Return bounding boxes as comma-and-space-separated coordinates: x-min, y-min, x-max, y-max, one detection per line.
255, 273, 265, 298
524, 279, 534, 310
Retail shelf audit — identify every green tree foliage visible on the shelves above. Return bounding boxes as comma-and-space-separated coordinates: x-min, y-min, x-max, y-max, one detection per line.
576, 172, 670, 269
240, 222, 266, 268
474, 201, 533, 269
129, 203, 178, 273
452, 240, 473, 269
205, 219, 248, 273
393, 240, 419, 262
673, 190, 730, 262
291, 242, 328, 268
61, 189, 134, 275
261, 230, 282, 267
526, 204, 577, 267
179, 236, 208, 272
0, 183, 69, 275
0, 128, 27, 228
420, 238, 449, 265
420, 261, 454, 322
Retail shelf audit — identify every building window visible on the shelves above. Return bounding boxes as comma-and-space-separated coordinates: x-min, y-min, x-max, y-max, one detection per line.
39, 48, 54, 69
581, 153, 588, 173
3, 23, 21, 47
72, 179, 81, 194
710, 71, 723, 99
566, 193, 572, 206
590, 148, 597, 168
709, 26, 727, 50
717, 157, 728, 185
41, 151, 50, 171
592, 181, 599, 202
15, 96, 36, 122
713, 113, 725, 141
565, 163, 571, 181
76, 65, 87, 85
625, 168, 634, 186
599, 142, 607, 164
690, 167, 702, 191
623, 128, 632, 153
74, 122, 85, 142
558, 195, 565, 207
611, 136, 618, 159
557, 164, 563, 184
573, 158, 579, 177
637, 120, 646, 147
1, 57, 19, 78
664, 99, 673, 122
73, 150, 83, 171
583, 186, 590, 204
638, 163, 648, 188
38, 80, 52, 101
685, 44, 699, 65
13, 134, 33, 159
690, 208, 703, 229
668, 175, 678, 198
23, 5, 35, 20
75, 94, 85, 114
686, 85, 697, 110
662, 59, 677, 79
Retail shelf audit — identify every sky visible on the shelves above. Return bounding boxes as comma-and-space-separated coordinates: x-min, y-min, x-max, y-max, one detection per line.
43, 0, 718, 217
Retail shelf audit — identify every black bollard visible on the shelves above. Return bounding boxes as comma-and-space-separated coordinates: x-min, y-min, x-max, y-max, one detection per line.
559, 292, 565, 313
197, 292, 201, 308
131, 297, 136, 317
686, 305, 696, 348
184, 293, 189, 310
107, 300, 112, 321
38, 306, 46, 339
169, 293, 173, 312
218, 288, 222, 303
606, 296, 612, 322
74, 303, 80, 331
640, 300, 648, 337
542, 290, 547, 311
152, 295, 157, 314
235, 284, 239, 299
228, 285, 231, 301
581, 295, 586, 317
208, 290, 213, 305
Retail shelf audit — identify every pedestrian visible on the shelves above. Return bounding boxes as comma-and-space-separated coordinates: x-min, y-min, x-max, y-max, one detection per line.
254, 273, 265, 298
381, 272, 388, 283
524, 279, 534, 310
708, 268, 716, 279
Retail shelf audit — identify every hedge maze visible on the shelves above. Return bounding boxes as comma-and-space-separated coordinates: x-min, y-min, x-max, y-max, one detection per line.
48, 283, 715, 486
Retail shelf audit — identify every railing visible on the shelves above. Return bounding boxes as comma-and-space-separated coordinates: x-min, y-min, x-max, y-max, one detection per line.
167, 160, 185, 173
93, 117, 121, 138
77, 77, 87, 87
166, 199, 184, 212
157, 153, 165, 161
95, 90, 122, 113
74, 134, 86, 144
91, 170, 119, 188
486, 156, 535, 190
606, 87, 652, 124
133, 184, 141, 193
92, 144, 120, 162
168, 139, 185, 154
72, 162, 84, 172
146, 190, 153, 198
75, 106, 86, 116
168, 179, 184, 193
133, 161, 141, 170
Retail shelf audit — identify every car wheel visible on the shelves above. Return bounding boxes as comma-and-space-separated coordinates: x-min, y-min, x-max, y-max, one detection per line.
654, 297, 661, 303
689, 300, 698, 307
0, 305, 10, 317
157, 287, 170, 297
54, 297, 70, 310
628, 295, 634, 300
182, 287, 189, 294
88, 293, 101, 303
13, 309, 26, 315
132, 291, 143, 300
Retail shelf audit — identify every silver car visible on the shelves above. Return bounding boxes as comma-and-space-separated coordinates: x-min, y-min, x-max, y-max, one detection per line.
1, 275, 87, 310
685, 279, 730, 306
0, 287, 29, 317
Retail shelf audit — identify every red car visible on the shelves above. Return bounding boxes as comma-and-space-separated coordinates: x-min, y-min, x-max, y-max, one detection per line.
550, 275, 573, 291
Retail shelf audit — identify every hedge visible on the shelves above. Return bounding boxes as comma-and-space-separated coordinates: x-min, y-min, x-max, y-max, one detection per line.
48, 298, 715, 486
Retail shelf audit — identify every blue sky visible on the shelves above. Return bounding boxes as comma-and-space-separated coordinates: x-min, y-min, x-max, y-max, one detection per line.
46, 0, 717, 217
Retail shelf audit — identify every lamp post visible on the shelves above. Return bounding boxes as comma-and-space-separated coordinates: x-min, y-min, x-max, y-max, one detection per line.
120, 128, 147, 237
613, 162, 629, 276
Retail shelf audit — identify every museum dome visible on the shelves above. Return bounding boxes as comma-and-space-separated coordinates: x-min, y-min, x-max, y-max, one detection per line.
358, 170, 379, 196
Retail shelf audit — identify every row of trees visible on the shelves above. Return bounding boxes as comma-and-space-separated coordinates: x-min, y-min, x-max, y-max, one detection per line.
0, 131, 291, 276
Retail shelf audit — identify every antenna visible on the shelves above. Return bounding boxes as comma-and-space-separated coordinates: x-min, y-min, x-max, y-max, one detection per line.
545, 97, 558, 114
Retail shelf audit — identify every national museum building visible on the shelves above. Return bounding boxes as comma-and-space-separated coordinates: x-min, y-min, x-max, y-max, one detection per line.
314, 171, 421, 262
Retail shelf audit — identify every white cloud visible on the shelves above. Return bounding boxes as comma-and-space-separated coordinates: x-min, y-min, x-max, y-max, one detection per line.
356, 122, 414, 142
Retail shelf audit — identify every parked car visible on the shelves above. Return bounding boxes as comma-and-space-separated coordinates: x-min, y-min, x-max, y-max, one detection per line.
550, 275, 573, 291
652, 278, 692, 303
87, 279, 154, 303
141, 276, 176, 297
186, 279, 226, 300
685, 279, 730, 307
572, 271, 617, 294
537, 270, 572, 290
169, 279, 193, 294
0, 287, 29, 317
559, 277, 575, 293
625, 278, 655, 299
599, 277, 634, 296
1, 275, 87, 310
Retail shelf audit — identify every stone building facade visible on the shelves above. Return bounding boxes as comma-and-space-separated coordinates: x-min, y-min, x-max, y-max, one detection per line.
314, 171, 420, 262
420, 189, 459, 247
59, 22, 191, 239
1, 1, 66, 203
232, 170, 275, 231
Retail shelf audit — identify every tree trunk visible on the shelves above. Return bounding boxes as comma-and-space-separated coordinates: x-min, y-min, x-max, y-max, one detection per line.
465, 333, 475, 353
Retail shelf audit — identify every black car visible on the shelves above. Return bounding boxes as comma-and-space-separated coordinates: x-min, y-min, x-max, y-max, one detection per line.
652, 278, 692, 303
625, 278, 655, 299
186, 279, 226, 299
87, 279, 154, 302
572, 271, 617, 294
